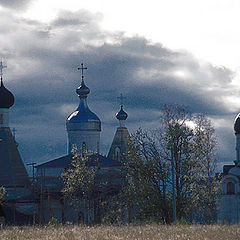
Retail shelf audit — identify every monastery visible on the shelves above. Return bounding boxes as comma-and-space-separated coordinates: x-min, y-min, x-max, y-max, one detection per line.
0, 62, 130, 224
0, 60, 238, 224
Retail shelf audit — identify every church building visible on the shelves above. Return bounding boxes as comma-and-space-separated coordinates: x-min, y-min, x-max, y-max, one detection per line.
34, 63, 130, 224
0, 61, 32, 224
218, 112, 240, 224
0, 62, 130, 224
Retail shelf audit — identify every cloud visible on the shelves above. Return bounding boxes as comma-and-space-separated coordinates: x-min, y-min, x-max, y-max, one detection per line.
51, 10, 103, 28
0, 8, 236, 167
0, 0, 32, 10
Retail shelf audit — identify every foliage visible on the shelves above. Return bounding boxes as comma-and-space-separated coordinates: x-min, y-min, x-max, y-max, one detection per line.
61, 149, 121, 224
0, 186, 6, 204
186, 114, 220, 223
48, 216, 59, 226
61, 149, 97, 208
123, 128, 171, 223
162, 105, 194, 220
122, 105, 219, 223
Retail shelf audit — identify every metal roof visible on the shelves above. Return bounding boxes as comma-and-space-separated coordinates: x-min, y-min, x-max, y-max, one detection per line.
0, 80, 14, 109
36, 153, 122, 169
0, 128, 30, 187
107, 126, 130, 160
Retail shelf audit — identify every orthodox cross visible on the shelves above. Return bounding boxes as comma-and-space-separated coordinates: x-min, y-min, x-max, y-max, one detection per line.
117, 93, 126, 107
0, 61, 7, 80
78, 63, 87, 81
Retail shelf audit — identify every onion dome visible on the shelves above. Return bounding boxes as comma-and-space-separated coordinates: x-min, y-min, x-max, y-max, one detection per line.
116, 105, 128, 121
66, 79, 101, 131
234, 113, 240, 134
0, 79, 14, 108
67, 99, 101, 123
76, 79, 90, 97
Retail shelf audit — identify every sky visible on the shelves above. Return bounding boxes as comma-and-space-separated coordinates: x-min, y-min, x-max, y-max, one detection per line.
0, 0, 239, 171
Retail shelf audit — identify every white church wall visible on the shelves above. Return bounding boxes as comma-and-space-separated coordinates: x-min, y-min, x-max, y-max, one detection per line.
221, 175, 239, 195
218, 195, 240, 224
218, 173, 240, 224
67, 130, 100, 154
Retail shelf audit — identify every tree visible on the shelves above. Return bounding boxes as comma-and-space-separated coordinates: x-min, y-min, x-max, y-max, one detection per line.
122, 105, 219, 223
162, 105, 194, 220
187, 114, 219, 223
123, 128, 171, 223
0, 186, 5, 204
61, 150, 97, 224
62, 149, 123, 224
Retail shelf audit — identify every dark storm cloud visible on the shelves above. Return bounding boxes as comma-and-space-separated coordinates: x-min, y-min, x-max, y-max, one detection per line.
0, 0, 32, 10
0, 8, 235, 165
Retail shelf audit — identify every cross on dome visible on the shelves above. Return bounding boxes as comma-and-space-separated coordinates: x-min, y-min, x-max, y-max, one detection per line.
77, 63, 87, 81
116, 93, 128, 124
117, 93, 126, 107
0, 61, 7, 80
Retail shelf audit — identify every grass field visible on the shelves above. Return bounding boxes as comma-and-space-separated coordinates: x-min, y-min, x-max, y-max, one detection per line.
0, 224, 239, 240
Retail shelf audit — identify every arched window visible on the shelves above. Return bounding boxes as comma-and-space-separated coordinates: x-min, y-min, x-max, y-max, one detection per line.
227, 182, 235, 195
115, 147, 120, 161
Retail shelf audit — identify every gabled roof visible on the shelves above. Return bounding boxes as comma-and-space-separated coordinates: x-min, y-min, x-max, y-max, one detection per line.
36, 153, 122, 169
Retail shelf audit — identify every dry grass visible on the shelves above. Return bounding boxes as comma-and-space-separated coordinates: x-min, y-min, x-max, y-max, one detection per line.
0, 224, 239, 240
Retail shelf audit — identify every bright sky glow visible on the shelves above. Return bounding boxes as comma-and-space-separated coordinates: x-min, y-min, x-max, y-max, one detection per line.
22, 0, 240, 71
221, 95, 240, 112
174, 70, 188, 79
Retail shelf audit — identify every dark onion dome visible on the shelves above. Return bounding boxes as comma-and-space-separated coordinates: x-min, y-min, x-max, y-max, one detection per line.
116, 105, 128, 121
0, 80, 14, 108
234, 113, 240, 134
76, 79, 90, 97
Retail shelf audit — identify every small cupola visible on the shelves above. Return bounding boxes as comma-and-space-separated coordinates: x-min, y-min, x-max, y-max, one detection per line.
116, 105, 128, 121
116, 94, 128, 128
76, 79, 90, 97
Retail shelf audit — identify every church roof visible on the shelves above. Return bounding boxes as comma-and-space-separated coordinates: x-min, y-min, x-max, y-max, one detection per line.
36, 153, 122, 169
107, 127, 130, 160
67, 102, 100, 123
0, 80, 14, 109
0, 128, 30, 187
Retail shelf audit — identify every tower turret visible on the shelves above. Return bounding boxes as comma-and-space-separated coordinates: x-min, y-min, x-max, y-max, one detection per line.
0, 61, 29, 187
116, 105, 128, 127
66, 63, 101, 154
107, 94, 130, 161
